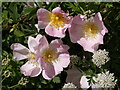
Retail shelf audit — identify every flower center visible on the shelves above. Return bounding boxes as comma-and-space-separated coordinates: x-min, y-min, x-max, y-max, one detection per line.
30, 52, 36, 60
27, 52, 39, 66
28, 52, 36, 60
49, 13, 68, 28
82, 22, 100, 38
42, 47, 58, 63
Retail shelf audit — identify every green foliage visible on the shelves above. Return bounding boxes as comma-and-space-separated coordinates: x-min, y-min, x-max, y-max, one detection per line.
52, 77, 61, 83
2, 2, 120, 89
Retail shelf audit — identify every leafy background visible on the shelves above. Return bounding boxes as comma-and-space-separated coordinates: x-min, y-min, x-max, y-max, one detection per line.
2, 2, 120, 89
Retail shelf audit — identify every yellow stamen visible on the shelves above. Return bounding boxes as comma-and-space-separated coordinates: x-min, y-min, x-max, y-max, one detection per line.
55, 17, 59, 20
49, 13, 69, 28
42, 48, 58, 63
31, 52, 36, 60
82, 22, 100, 38
28, 52, 36, 60
27, 52, 39, 66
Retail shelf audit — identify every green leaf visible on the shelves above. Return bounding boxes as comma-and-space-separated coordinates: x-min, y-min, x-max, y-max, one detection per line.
14, 30, 25, 37
85, 69, 95, 76
48, 2, 57, 11
21, 7, 35, 16
2, 10, 9, 24
41, 80, 47, 84
52, 77, 60, 83
0, 1, 2, 7
115, 12, 120, 20
2, 10, 8, 19
36, 2, 43, 8
9, 3, 19, 20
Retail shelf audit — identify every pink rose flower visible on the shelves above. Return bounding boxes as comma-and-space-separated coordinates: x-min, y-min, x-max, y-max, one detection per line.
69, 12, 108, 53
37, 36, 70, 80
11, 34, 70, 80
11, 34, 43, 77
37, 7, 72, 38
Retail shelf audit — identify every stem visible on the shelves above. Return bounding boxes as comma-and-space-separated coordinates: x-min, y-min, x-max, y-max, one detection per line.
8, 84, 19, 89
1, 77, 6, 83
76, 65, 85, 75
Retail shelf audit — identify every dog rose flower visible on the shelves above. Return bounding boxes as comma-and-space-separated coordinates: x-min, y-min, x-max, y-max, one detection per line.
11, 34, 70, 80
11, 34, 43, 77
69, 12, 108, 52
37, 7, 72, 38
37, 36, 70, 80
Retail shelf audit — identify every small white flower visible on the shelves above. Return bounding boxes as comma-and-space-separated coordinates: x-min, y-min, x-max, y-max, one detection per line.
18, 77, 29, 85
62, 82, 77, 90
93, 71, 117, 88
92, 49, 110, 68
3, 70, 12, 78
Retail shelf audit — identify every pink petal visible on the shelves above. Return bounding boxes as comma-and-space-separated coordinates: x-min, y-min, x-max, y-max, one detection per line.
30, 67, 42, 77
11, 43, 29, 60
52, 7, 63, 13
37, 8, 50, 29
94, 12, 102, 22
52, 61, 63, 75
94, 12, 108, 35
38, 36, 49, 58
45, 24, 67, 38
72, 14, 85, 25
39, 36, 49, 51
35, 34, 43, 42
69, 23, 84, 43
20, 61, 42, 77
77, 34, 103, 53
37, 57, 44, 68
69, 15, 85, 43
38, 21, 49, 29
28, 36, 38, 53
42, 63, 55, 80
50, 39, 69, 53
66, 16, 73, 24
80, 76, 90, 89
91, 84, 99, 88
101, 27, 108, 36
42, 61, 63, 80
52, 7, 69, 17
57, 53, 70, 68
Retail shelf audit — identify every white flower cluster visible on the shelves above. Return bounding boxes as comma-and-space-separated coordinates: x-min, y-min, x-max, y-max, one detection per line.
62, 82, 77, 90
18, 77, 29, 85
93, 71, 117, 88
92, 49, 110, 68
